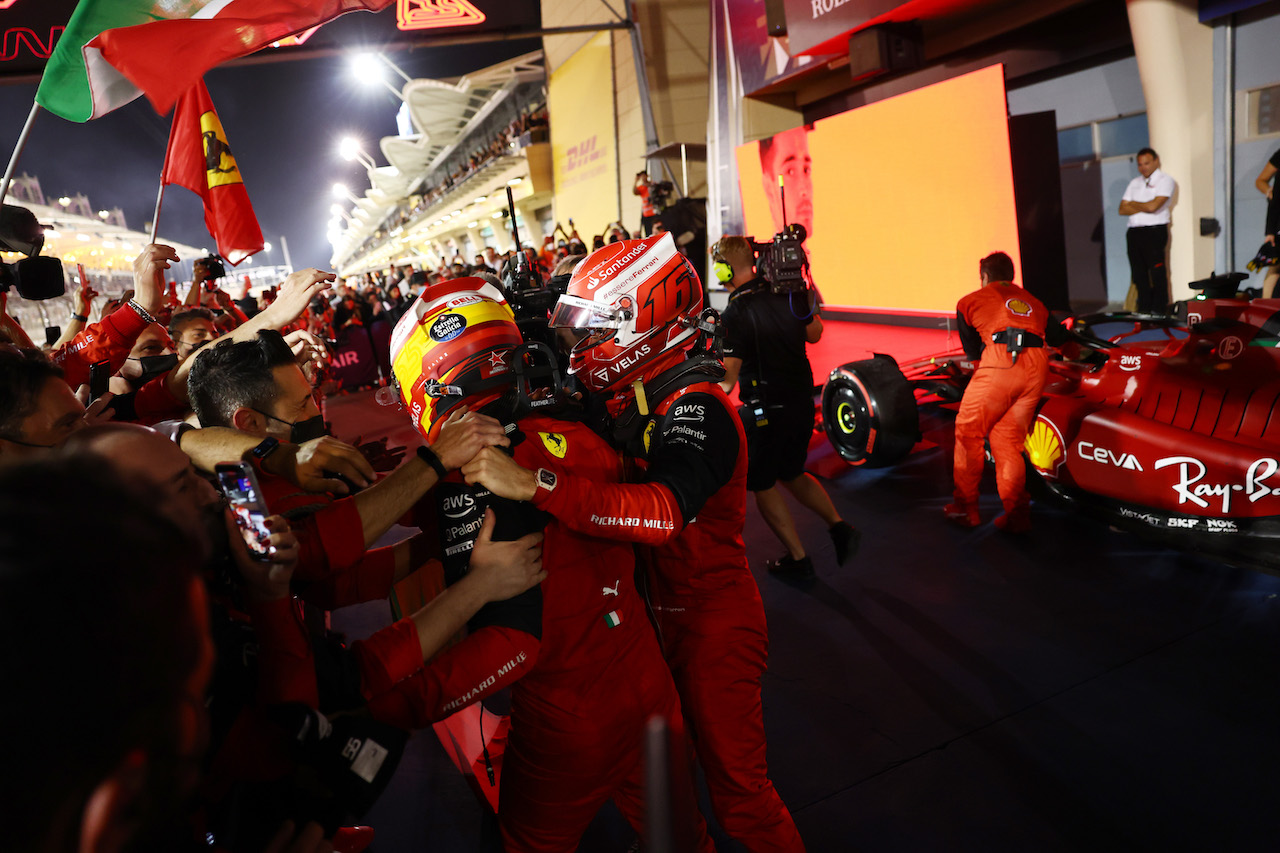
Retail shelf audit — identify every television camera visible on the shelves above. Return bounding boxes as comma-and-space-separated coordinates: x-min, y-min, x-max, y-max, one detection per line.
748, 223, 810, 295
499, 186, 566, 348
0, 204, 66, 301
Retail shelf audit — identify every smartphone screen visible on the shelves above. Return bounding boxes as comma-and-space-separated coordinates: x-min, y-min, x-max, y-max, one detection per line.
88, 359, 110, 402
215, 463, 273, 561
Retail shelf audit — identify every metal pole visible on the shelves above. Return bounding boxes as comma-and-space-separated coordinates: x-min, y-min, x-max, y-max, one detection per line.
0, 102, 40, 205
1224, 15, 1236, 270
625, 0, 660, 154
149, 181, 165, 244
280, 235, 295, 273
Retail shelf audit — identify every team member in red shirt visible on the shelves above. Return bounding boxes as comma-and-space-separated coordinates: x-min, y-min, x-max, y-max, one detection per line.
948, 252, 1057, 532
379, 279, 711, 853
465, 234, 805, 851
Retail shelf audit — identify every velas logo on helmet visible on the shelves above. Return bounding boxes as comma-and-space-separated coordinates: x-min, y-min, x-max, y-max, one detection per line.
430, 312, 467, 342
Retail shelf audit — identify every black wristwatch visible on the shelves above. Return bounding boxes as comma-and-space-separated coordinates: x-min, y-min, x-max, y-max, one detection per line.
250, 437, 280, 460
417, 445, 448, 479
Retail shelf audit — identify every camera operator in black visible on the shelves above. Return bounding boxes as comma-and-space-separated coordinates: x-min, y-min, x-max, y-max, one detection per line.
715, 236, 858, 578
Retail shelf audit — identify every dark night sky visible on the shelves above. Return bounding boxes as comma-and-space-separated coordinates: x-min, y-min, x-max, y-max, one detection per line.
0, 36, 540, 273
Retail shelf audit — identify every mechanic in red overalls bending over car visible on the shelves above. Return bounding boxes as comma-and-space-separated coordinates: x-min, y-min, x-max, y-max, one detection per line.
947, 251, 1064, 533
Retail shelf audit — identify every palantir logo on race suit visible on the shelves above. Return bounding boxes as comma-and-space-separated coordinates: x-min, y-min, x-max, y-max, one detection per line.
1153, 455, 1280, 514
429, 312, 467, 342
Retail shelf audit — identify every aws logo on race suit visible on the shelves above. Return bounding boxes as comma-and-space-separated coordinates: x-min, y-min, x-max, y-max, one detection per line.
436, 482, 488, 564
441, 491, 477, 519
200, 111, 242, 188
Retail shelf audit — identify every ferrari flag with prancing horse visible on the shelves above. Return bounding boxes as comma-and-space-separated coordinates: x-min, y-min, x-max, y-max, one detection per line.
162, 80, 263, 265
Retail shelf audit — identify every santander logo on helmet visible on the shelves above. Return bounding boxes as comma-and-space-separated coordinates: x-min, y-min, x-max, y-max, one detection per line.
553, 232, 703, 394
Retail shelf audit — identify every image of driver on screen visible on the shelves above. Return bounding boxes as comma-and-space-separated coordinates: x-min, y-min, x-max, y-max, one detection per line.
759, 124, 814, 239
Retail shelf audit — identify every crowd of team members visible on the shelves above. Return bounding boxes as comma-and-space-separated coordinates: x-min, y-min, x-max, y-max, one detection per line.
0, 224, 823, 852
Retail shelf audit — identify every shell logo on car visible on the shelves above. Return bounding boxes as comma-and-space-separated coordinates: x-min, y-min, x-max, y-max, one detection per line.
1025, 417, 1064, 476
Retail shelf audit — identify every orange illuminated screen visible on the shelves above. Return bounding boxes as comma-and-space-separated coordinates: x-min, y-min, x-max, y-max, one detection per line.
736, 64, 1021, 315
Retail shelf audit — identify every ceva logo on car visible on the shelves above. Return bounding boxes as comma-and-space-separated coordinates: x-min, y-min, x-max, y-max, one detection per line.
1076, 441, 1143, 471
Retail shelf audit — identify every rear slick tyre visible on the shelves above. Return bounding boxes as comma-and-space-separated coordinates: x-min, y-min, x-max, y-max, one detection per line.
822, 354, 919, 468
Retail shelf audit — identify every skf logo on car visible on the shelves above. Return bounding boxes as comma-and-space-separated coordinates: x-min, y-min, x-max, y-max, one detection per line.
1076, 441, 1143, 471
429, 312, 466, 342
1025, 418, 1064, 475
1153, 455, 1280, 514
1119, 355, 1142, 372
1167, 517, 1197, 528
1005, 298, 1032, 317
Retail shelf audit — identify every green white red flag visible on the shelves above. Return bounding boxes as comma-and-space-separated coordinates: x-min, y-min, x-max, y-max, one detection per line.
162, 80, 263, 265
36, 0, 393, 122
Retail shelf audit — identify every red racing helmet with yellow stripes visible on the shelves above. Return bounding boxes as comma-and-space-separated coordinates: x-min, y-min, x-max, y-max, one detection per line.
389, 277, 522, 443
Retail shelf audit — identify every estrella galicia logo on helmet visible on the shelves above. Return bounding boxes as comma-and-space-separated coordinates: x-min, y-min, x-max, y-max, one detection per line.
430, 312, 467, 342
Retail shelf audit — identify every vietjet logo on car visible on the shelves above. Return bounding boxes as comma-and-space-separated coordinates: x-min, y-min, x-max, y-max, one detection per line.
1076, 441, 1143, 471
1025, 417, 1064, 475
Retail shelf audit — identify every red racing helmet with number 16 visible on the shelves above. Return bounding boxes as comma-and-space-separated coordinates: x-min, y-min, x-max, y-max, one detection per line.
550, 232, 703, 393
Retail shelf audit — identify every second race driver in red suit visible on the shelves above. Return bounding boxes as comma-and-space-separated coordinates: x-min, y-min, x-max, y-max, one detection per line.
374, 279, 712, 853
464, 234, 806, 852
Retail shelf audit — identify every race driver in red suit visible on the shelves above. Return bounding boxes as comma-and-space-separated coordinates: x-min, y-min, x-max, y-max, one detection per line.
947, 251, 1059, 532
464, 234, 806, 852
371, 279, 712, 853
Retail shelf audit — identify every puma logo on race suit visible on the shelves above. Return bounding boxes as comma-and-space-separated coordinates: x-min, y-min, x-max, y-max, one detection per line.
602, 580, 619, 596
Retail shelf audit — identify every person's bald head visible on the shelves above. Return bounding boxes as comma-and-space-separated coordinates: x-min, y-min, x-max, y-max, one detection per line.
64, 424, 221, 532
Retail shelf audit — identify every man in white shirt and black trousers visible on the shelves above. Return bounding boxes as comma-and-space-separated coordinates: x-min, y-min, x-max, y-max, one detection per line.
1119, 146, 1176, 314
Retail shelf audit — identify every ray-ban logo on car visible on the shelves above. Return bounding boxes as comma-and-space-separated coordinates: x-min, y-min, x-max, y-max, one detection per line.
1154, 456, 1280, 514
430, 313, 466, 342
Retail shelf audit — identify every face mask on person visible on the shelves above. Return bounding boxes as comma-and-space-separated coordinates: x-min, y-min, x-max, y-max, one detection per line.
253, 409, 327, 444
127, 353, 180, 385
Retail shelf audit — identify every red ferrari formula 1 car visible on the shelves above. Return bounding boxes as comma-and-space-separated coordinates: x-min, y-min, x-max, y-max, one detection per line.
821, 281, 1280, 571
